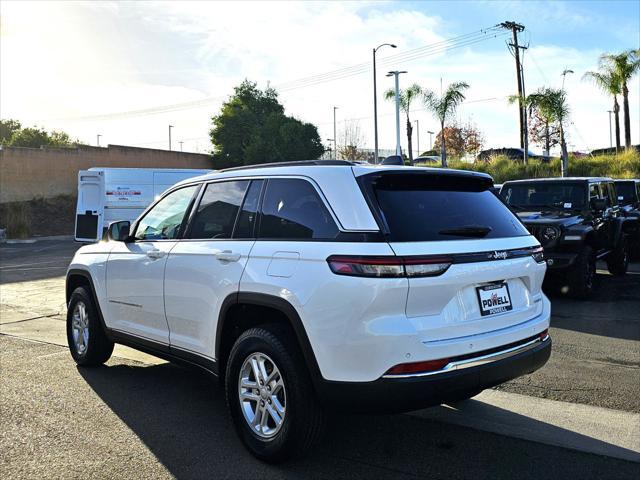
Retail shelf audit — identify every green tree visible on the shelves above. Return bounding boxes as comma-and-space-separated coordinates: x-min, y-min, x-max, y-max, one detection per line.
422, 81, 469, 167
0, 119, 22, 144
583, 64, 623, 150
510, 87, 564, 156
210, 80, 324, 168
384, 83, 422, 163
7, 127, 52, 148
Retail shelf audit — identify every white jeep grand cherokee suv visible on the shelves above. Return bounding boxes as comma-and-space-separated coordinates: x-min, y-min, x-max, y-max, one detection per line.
66, 160, 551, 462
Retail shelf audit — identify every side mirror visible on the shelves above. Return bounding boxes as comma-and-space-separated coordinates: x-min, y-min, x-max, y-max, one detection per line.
591, 198, 607, 211
107, 221, 131, 242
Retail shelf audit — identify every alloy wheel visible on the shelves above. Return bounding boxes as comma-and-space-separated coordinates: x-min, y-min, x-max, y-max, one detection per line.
238, 352, 286, 439
71, 301, 90, 355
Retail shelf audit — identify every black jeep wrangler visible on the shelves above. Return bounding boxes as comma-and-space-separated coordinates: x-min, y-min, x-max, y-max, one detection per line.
614, 179, 640, 257
500, 177, 631, 298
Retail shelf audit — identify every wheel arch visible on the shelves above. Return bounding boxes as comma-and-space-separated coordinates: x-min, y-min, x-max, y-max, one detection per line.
216, 292, 323, 386
66, 269, 110, 337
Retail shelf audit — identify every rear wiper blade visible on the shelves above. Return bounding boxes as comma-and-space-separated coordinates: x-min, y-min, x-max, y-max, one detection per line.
438, 225, 493, 237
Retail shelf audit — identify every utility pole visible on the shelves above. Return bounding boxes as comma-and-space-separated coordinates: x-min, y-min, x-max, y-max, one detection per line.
416, 119, 420, 157
333, 107, 338, 160
500, 21, 527, 160
373, 43, 396, 164
607, 110, 613, 148
96, 134, 101, 147
427, 130, 434, 150
168, 125, 174, 151
387, 70, 407, 157
179, 141, 184, 152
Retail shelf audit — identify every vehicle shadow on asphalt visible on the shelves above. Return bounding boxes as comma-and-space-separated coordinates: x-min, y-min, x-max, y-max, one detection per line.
78, 362, 639, 480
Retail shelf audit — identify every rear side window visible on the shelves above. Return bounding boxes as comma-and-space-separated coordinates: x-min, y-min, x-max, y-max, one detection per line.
188, 180, 249, 239
234, 180, 263, 238
259, 178, 339, 240
370, 174, 528, 242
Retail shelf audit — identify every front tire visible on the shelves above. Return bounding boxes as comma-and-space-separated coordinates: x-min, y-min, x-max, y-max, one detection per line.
66, 287, 114, 366
606, 236, 629, 276
567, 245, 596, 299
225, 326, 324, 463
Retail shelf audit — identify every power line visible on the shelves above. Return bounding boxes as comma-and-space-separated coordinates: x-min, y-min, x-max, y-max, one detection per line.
49, 26, 508, 123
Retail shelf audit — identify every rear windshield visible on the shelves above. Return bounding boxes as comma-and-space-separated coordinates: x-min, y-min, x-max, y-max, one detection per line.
615, 182, 636, 204
501, 182, 587, 209
369, 173, 529, 242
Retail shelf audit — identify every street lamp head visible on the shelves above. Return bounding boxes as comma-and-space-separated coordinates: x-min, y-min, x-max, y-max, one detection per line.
562, 69, 574, 75
390, 44, 397, 48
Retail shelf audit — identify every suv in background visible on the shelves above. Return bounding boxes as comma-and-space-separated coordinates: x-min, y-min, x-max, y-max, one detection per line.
500, 177, 631, 298
66, 161, 551, 462
614, 179, 640, 257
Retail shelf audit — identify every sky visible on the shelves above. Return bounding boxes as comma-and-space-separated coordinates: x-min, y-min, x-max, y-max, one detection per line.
1, 0, 639, 156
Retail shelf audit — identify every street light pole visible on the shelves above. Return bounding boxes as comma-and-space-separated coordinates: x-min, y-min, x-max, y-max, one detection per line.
386, 71, 407, 157
96, 134, 101, 147
373, 43, 396, 164
179, 141, 184, 152
427, 130, 434, 150
333, 107, 338, 160
607, 110, 613, 148
168, 125, 174, 151
415, 120, 419, 157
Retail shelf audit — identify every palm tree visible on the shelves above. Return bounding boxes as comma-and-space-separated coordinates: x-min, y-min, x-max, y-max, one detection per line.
600, 50, 640, 148
422, 81, 469, 167
584, 65, 623, 150
509, 87, 559, 157
384, 83, 423, 163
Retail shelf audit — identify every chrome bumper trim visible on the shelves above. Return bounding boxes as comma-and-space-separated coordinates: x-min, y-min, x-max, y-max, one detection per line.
382, 334, 550, 379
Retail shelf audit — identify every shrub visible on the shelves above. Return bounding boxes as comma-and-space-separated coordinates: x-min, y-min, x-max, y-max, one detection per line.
416, 149, 640, 183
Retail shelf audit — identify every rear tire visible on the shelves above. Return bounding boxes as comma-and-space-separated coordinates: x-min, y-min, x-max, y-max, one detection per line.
225, 326, 324, 463
606, 236, 629, 276
567, 245, 596, 299
66, 287, 114, 366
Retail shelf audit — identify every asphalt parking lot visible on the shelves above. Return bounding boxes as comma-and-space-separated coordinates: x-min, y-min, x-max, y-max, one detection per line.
1, 238, 639, 479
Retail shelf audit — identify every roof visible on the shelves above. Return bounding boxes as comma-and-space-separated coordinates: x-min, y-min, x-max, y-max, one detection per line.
503, 177, 613, 184
176, 160, 493, 185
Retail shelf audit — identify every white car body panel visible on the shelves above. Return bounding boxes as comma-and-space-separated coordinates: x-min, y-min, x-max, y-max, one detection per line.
164, 240, 255, 358
69, 163, 550, 386
104, 240, 175, 343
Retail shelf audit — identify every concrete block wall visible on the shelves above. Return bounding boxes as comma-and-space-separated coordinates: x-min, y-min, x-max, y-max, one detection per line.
0, 144, 213, 203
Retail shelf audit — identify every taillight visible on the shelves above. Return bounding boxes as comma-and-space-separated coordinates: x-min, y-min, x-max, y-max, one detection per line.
531, 246, 545, 263
326, 255, 452, 278
385, 358, 452, 375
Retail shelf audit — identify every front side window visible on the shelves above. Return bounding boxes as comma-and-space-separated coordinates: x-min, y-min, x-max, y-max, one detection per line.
134, 185, 198, 240
188, 180, 249, 239
259, 178, 339, 240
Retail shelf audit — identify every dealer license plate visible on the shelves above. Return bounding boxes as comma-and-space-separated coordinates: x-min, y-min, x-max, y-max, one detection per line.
476, 282, 513, 316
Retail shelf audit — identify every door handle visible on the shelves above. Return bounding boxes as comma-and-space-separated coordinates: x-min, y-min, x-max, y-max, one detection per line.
215, 250, 241, 262
146, 249, 166, 260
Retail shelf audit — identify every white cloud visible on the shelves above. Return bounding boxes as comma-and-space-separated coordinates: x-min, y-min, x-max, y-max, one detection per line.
1, 0, 637, 155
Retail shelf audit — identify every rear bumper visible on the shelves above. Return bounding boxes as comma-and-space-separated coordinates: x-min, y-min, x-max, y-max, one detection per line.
315, 335, 551, 413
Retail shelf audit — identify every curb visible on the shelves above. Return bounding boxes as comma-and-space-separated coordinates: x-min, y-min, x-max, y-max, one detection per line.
2, 234, 74, 244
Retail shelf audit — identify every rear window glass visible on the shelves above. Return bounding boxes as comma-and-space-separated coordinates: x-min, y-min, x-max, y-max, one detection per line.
370, 174, 528, 242
501, 182, 587, 209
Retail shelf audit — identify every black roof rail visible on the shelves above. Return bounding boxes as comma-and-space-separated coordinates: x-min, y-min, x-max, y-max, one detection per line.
220, 159, 355, 172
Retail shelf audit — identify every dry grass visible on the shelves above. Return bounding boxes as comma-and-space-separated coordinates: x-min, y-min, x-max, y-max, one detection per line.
416, 148, 640, 183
